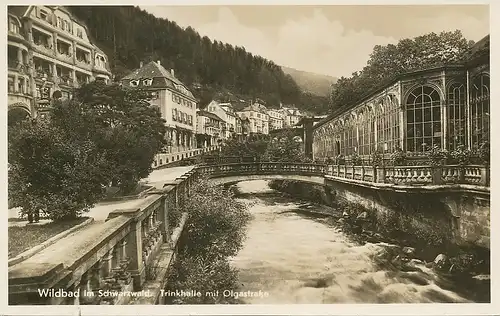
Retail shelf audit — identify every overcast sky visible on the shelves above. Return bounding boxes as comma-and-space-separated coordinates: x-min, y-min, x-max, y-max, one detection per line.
142, 5, 489, 78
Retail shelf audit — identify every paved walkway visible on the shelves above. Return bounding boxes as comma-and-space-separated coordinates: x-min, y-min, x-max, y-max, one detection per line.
8, 166, 195, 225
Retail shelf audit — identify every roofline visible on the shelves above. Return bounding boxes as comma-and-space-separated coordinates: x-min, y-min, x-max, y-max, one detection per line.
314, 63, 467, 130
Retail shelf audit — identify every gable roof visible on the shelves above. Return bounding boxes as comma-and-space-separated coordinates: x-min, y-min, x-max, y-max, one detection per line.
197, 110, 224, 121
122, 61, 193, 97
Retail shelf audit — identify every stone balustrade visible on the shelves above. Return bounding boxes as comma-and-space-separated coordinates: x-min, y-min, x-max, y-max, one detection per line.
8, 173, 196, 306
198, 161, 489, 188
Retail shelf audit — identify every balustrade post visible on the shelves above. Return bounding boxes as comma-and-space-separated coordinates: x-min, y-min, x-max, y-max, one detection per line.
127, 219, 145, 290
376, 166, 386, 183
431, 167, 443, 185
160, 195, 171, 245
480, 166, 489, 186
78, 272, 92, 305
101, 250, 114, 278
70, 277, 81, 305
351, 166, 355, 179
361, 166, 365, 181
336, 165, 340, 177
90, 260, 104, 292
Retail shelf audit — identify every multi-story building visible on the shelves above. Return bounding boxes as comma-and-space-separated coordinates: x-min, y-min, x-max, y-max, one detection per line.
236, 102, 269, 135
195, 110, 223, 148
121, 61, 197, 154
205, 100, 241, 140
7, 5, 112, 120
267, 108, 284, 130
313, 34, 490, 160
279, 107, 304, 127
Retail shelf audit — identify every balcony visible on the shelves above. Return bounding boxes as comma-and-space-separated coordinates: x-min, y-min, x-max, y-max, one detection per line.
57, 75, 74, 87
7, 60, 27, 74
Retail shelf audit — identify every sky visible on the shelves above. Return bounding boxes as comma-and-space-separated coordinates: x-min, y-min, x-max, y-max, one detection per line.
142, 5, 489, 78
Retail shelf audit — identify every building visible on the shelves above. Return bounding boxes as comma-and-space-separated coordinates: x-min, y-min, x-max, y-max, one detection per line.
196, 110, 223, 148
205, 100, 242, 140
279, 107, 303, 127
121, 61, 197, 154
236, 102, 269, 135
7, 5, 112, 120
312, 35, 490, 160
267, 109, 284, 130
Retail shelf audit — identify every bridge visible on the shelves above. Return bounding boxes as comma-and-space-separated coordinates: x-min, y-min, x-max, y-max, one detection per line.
8, 161, 490, 305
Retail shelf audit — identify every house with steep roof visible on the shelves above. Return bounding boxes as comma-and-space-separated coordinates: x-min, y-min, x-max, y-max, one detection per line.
121, 61, 198, 155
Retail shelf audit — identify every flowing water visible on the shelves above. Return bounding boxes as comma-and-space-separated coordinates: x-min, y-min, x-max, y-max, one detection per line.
230, 180, 490, 304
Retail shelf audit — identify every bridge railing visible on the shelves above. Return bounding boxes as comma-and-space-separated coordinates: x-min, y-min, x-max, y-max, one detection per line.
196, 162, 327, 177
326, 164, 489, 187
195, 161, 489, 187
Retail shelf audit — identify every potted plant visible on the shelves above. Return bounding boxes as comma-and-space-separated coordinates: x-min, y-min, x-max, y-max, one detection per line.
350, 152, 362, 166
390, 146, 407, 166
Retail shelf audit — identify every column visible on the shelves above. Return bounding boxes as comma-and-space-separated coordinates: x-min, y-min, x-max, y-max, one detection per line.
17, 47, 23, 65
72, 40, 77, 65
52, 63, 58, 82
14, 74, 19, 93
72, 69, 77, 87
466, 70, 472, 150
52, 32, 58, 55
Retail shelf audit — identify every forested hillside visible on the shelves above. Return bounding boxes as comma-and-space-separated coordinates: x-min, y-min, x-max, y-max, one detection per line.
281, 66, 337, 97
69, 6, 330, 114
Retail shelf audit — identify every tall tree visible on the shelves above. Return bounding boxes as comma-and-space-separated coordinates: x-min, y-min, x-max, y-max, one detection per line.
329, 30, 475, 111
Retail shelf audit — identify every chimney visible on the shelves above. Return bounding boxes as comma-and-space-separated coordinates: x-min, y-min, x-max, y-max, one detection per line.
139, 61, 143, 68
170, 69, 175, 77
157, 60, 161, 66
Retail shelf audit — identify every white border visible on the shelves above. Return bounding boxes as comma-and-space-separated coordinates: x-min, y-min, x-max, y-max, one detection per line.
1, 0, 498, 315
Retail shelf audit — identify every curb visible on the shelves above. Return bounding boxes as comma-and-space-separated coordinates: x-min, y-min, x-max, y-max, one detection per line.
8, 217, 94, 267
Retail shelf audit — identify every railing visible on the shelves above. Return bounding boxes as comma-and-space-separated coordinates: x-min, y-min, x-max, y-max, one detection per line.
196, 160, 490, 187
9, 174, 196, 305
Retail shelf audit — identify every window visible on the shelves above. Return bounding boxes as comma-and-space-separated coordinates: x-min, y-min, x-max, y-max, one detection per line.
39, 9, 48, 21
143, 79, 153, 86
447, 83, 466, 151
130, 79, 139, 87
375, 96, 400, 152
405, 86, 441, 152
9, 19, 19, 33
172, 109, 177, 121
77, 28, 83, 39
57, 17, 62, 28
470, 74, 490, 148
8, 78, 14, 93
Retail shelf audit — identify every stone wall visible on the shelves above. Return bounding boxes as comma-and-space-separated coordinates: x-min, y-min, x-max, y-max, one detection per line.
269, 179, 490, 251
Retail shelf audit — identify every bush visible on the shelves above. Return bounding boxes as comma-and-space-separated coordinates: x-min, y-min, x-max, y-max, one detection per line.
390, 147, 407, 166
165, 178, 251, 304
426, 145, 448, 166
450, 145, 472, 166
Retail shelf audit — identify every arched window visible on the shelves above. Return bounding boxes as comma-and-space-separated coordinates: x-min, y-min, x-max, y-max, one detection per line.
376, 96, 400, 152
470, 74, 490, 149
447, 82, 466, 151
358, 109, 373, 155
405, 86, 441, 152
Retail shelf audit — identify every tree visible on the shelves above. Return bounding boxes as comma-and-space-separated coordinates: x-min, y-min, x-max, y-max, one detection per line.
73, 82, 167, 193
330, 30, 475, 110
8, 103, 110, 221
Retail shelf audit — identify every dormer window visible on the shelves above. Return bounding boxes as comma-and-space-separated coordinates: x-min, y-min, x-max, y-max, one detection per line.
39, 9, 48, 21
143, 79, 153, 86
8, 18, 19, 34
77, 28, 83, 39
130, 79, 139, 87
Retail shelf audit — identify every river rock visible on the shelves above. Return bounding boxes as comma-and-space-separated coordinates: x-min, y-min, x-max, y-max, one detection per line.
357, 211, 369, 220
402, 247, 416, 257
433, 254, 449, 271
472, 274, 490, 281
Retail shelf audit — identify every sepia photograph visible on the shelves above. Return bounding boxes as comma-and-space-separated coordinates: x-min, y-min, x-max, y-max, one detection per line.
3, 1, 495, 315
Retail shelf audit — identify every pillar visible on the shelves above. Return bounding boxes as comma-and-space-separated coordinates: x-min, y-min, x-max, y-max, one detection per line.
101, 250, 113, 278
72, 70, 77, 87
127, 220, 145, 290
52, 63, 58, 82
303, 118, 314, 160
13, 74, 19, 93
72, 40, 77, 64
161, 196, 171, 245
17, 47, 23, 65
52, 32, 58, 55
466, 70, 472, 150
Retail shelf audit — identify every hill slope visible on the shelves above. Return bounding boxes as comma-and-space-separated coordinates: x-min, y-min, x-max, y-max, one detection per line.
281, 66, 337, 97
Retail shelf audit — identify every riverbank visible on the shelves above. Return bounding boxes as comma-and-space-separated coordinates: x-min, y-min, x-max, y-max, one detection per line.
256, 180, 491, 302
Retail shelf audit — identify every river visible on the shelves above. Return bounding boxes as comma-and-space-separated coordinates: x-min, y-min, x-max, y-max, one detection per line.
230, 180, 490, 304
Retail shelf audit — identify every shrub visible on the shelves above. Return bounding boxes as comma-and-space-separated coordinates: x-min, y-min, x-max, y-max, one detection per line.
450, 145, 472, 166
426, 145, 449, 166
165, 178, 251, 304
390, 146, 407, 166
